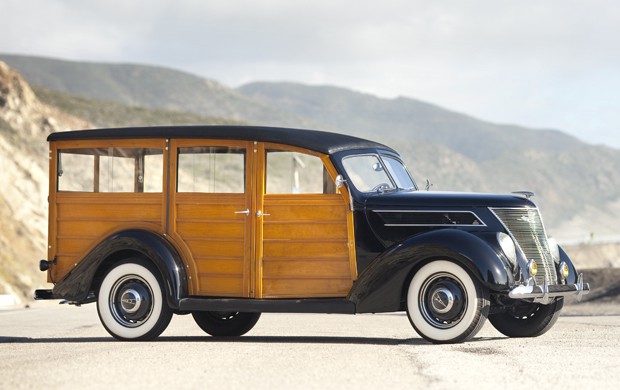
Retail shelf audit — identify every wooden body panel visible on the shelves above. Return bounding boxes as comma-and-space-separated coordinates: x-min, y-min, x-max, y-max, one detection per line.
260, 195, 353, 298
48, 136, 357, 300
174, 193, 249, 297
52, 193, 165, 281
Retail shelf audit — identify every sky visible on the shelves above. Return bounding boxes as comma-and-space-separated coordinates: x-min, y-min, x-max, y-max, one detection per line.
2, 0, 619, 148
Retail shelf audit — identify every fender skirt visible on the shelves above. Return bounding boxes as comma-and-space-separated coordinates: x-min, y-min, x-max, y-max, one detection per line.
348, 229, 512, 313
51, 230, 188, 309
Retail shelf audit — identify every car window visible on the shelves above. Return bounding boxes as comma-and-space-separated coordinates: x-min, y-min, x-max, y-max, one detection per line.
177, 146, 245, 193
381, 155, 415, 189
341, 155, 395, 192
266, 150, 335, 194
57, 148, 163, 193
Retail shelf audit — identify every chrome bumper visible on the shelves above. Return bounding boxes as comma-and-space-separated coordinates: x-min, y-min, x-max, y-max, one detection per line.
508, 273, 590, 304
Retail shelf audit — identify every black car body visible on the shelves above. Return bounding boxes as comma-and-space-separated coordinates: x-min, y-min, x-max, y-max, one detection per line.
36, 126, 589, 343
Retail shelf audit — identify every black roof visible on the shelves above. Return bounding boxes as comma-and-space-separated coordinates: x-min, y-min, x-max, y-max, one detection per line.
47, 125, 395, 155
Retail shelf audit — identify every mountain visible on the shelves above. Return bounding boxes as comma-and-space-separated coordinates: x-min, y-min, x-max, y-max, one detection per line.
238, 82, 584, 161
32, 87, 246, 128
1, 53, 619, 243
1, 56, 619, 303
237, 82, 620, 240
0, 54, 312, 127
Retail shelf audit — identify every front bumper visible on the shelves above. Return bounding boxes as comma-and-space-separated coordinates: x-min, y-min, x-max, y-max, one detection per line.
508, 273, 590, 304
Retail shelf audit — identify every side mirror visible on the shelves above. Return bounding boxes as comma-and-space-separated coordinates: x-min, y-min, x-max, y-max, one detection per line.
335, 174, 346, 189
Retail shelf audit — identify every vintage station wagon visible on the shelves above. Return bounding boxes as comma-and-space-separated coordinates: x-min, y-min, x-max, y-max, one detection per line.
35, 126, 589, 343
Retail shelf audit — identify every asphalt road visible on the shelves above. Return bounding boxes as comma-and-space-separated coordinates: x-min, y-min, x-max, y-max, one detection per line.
1, 302, 618, 389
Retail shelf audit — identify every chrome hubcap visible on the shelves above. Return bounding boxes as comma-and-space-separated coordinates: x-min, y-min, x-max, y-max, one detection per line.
109, 275, 153, 328
430, 287, 455, 314
120, 289, 142, 314
419, 272, 467, 329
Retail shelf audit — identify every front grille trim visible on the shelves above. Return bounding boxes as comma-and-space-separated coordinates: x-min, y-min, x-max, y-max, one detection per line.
490, 207, 557, 285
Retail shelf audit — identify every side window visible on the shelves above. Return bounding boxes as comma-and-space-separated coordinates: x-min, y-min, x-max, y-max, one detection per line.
177, 146, 245, 193
57, 148, 163, 192
266, 150, 335, 194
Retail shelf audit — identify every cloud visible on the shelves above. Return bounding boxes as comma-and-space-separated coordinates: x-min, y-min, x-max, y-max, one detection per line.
2, 0, 619, 146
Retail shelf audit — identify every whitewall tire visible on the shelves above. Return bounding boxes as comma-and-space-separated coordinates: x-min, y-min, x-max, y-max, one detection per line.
406, 260, 489, 343
97, 260, 172, 341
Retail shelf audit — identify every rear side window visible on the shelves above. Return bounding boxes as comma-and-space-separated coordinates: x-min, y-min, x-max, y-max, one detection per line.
57, 148, 163, 192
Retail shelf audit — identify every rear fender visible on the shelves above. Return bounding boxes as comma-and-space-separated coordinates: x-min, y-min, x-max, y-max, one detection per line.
51, 230, 188, 309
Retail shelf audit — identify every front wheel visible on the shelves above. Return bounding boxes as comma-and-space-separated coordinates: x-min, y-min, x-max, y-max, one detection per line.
192, 311, 261, 337
97, 260, 172, 341
489, 298, 564, 338
406, 260, 489, 344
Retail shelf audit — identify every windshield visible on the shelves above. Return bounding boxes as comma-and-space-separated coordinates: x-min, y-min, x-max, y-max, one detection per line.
342, 154, 415, 192
381, 155, 416, 189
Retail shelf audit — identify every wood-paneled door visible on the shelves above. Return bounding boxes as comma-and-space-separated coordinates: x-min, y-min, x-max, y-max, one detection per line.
170, 140, 255, 297
255, 144, 357, 298
170, 140, 356, 299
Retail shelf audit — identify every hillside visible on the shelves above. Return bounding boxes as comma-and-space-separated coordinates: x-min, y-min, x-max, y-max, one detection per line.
0, 62, 93, 301
0, 54, 313, 127
2, 54, 620, 242
1, 57, 619, 304
238, 82, 620, 239
32, 87, 246, 128
238, 82, 584, 161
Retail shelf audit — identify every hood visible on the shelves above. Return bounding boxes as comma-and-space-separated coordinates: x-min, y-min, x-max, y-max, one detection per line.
364, 190, 536, 210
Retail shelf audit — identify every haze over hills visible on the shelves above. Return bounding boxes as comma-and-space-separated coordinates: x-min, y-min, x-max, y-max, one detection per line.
0, 54, 313, 128
2, 53, 620, 244
1, 55, 620, 302
239, 82, 585, 161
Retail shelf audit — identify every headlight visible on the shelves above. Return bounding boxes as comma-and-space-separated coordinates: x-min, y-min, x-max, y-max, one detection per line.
547, 237, 560, 263
497, 232, 517, 269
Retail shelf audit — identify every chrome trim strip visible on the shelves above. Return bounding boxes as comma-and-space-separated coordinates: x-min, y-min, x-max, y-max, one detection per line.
371, 210, 487, 227
383, 223, 484, 227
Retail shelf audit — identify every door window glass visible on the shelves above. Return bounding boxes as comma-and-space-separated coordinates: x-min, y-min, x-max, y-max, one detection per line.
266, 150, 334, 194
177, 146, 245, 193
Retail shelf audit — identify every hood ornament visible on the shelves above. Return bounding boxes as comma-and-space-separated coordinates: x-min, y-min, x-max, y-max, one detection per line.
512, 191, 534, 200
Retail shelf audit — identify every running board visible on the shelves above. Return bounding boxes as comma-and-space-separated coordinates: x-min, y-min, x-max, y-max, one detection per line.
178, 297, 356, 314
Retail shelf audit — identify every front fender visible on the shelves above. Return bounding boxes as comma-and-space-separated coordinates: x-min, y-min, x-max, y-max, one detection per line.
559, 245, 579, 284
51, 230, 188, 309
348, 229, 511, 313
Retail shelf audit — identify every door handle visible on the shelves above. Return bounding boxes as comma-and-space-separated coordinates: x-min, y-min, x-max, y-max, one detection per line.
256, 210, 270, 217
234, 209, 250, 215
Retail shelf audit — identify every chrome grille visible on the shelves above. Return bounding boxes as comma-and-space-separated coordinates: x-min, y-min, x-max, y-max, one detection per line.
490, 207, 557, 285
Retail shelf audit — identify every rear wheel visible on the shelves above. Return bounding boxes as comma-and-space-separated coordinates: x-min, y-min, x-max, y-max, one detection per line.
489, 298, 563, 338
192, 311, 261, 337
406, 260, 489, 343
97, 260, 172, 341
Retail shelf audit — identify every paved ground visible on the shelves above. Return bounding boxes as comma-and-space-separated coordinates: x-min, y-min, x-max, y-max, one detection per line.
1, 301, 618, 389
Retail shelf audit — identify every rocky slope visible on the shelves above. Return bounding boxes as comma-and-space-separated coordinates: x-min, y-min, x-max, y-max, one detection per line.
3, 54, 620, 242
0, 61, 91, 302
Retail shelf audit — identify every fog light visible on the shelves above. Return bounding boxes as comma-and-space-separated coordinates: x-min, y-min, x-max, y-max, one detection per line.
527, 259, 538, 277
559, 261, 569, 280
